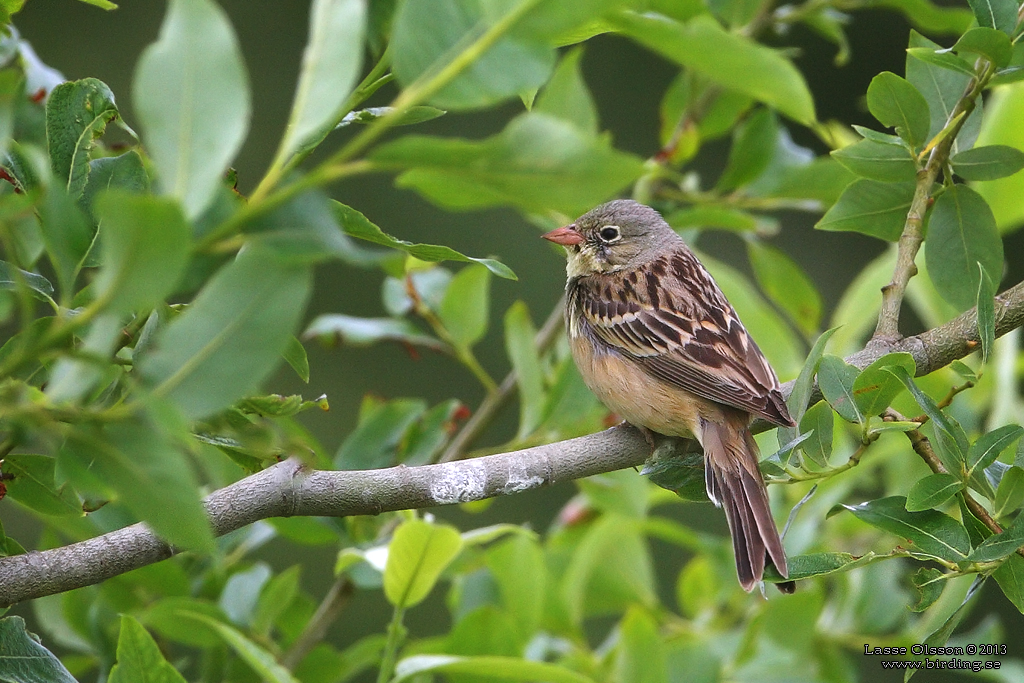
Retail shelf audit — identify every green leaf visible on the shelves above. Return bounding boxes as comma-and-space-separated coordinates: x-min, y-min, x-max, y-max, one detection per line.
0, 616, 78, 683
665, 206, 758, 233
968, 425, 1022, 475
81, 150, 151, 211
266, 517, 341, 546
706, 0, 761, 27
45, 77, 120, 197
616, 607, 668, 683
642, 450, 707, 502
885, 365, 968, 468
994, 467, 1024, 518
923, 185, 1003, 311
178, 612, 299, 683
282, 335, 309, 383
906, 31, 981, 156
953, 26, 1013, 67
717, 108, 778, 191
391, 0, 554, 110
778, 327, 838, 448
37, 187, 92, 300
371, 112, 645, 217
304, 314, 442, 351
561, 515, 656, 625
249, 565, 300, 637
969, 510, 1024, 561
141, 598, 229, 648
950, 360, 978, 382
45, 312, 121, 403
994, 554, 1024, 613
535, 47, 597, 135
951, 145, 1024, 181
851, 352, 915, 416
333, 202, 516, 279
875, 0, 973, 34
133, 0, 251, 219
240, 388, 322, 419
815, 179, 916, 240
403, 397, 460, 466
1, 454, 80, 517
0, 260, 54, 301
444, 606, 522, 657
577, 469, 649, 518
852, 125, 905, 146
842, 496, 970, 561
974, 81, 1024, 232
504, 301, 544, 438
799, 400, 834, 467
109, 615, 188, 683
63, 412, 216, 553
93, 192, 191, 314
439, 264, 490, 349
279, 0, 366, 158
141, 247, 312, 420
611, 13, 815, 125
220, 563, 271, 627
768, 156, 858, 205
910, 567, 945, 612
334, 397, 426, 469
747, 241, 821, 337
908, 577, 984, 681
486, 535, 546, 638
905, 473, 961, 511
868, 419, 921, 435
765, 552, 875, 582
965, 0, 1018, 35
866, 72, 930, 149
384, 518, 463, 608
0, 69, 19, 163
393, 655, 594, 683
241, 190, 353, 263
830, 139, 917, 182
817, 355, 863, 424
336, 106, 447, 129
904, 47, 975, 78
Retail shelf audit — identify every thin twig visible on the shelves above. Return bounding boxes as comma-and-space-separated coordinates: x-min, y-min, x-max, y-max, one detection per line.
281, 577, 354, 670
886, 408, 1024, 561
438, 296, 565, 463
872, 60, 994, 341
909, 380, 975, 426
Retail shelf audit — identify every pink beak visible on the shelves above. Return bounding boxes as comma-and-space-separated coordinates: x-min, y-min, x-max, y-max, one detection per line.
542, 225, 584, 246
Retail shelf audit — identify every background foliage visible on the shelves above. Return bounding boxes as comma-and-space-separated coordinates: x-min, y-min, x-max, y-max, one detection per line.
1, 0, 1024, 682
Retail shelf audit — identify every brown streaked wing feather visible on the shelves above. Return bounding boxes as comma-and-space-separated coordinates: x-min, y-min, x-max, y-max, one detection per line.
572, 251, 794, 427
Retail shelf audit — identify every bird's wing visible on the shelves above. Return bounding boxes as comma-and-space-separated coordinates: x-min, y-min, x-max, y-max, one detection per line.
571, 249, 794, 427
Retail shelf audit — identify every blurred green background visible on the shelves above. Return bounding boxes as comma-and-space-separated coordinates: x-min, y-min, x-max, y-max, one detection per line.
7, 2, 1024, 681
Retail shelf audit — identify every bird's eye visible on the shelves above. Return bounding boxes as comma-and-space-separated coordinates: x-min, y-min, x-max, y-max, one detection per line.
598, 225, 621, 242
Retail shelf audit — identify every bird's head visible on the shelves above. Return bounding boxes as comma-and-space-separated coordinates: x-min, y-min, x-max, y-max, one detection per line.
542, 200, 680, 278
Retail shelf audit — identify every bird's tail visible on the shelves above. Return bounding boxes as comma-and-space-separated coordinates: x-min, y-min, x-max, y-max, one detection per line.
700, 416, 792, 593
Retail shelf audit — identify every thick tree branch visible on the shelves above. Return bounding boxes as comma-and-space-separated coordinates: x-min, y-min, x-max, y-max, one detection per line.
2, 280, 1023, 607
0, 426, 651, 606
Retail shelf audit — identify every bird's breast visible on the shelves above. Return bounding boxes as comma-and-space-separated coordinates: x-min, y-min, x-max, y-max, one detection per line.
568, 330, 702, 439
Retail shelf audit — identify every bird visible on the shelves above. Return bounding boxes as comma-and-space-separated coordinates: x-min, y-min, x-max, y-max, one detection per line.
542, 199, 795, 593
